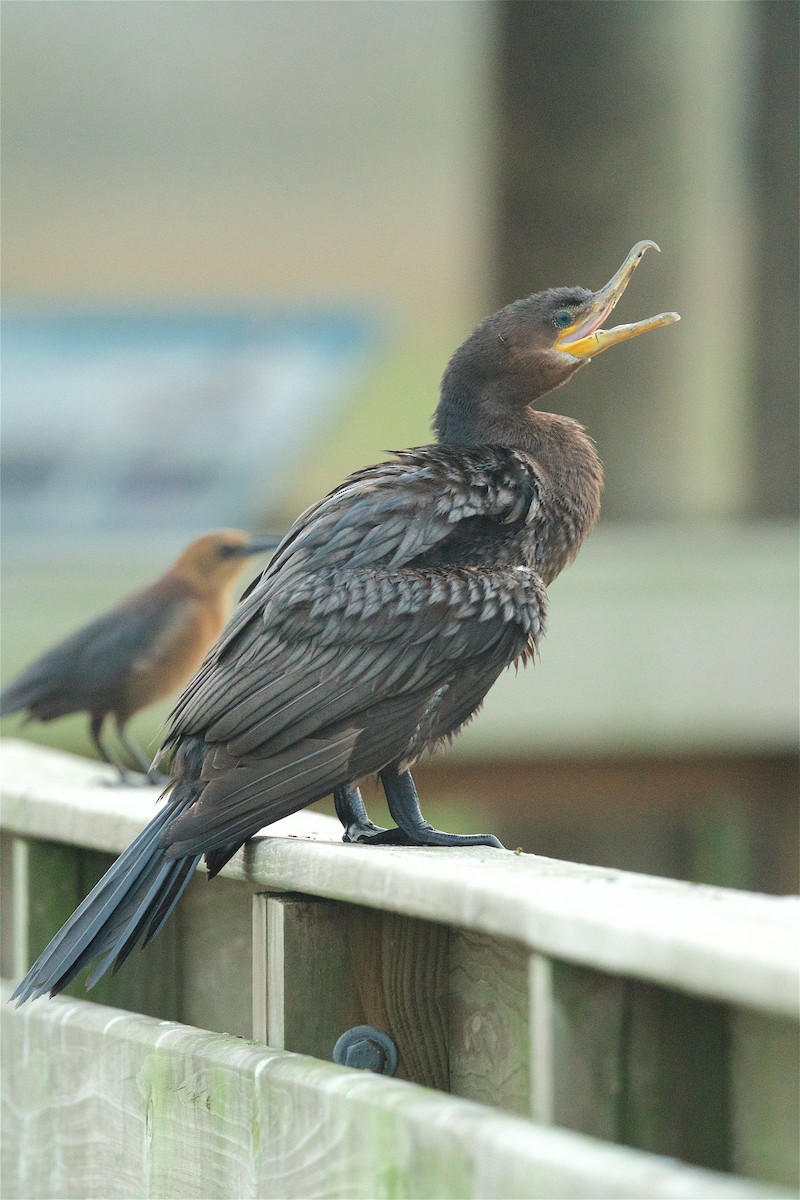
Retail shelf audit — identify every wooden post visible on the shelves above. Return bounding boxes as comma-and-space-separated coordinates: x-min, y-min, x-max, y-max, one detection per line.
252, 893, 364, 1059
252, 893, 450, 1089
545, 961, 732, 1172
448, 930, 531, 1116
529, 952, 555, 1123
175, 873, 254, 1039
494, 0, 757, 520
0, 835, 28, 980
730, 1009, 800, 1189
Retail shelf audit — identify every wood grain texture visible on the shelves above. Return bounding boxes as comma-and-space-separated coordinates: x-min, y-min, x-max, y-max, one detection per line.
256, 895, 449, 1089
3, 740, 798, 1017
448, 930, 530, 1115
2, 985, 791, 1200
349, 907, 450, 1090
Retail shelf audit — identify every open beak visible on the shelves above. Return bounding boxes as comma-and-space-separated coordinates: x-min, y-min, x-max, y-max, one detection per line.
554, 240, 680, 359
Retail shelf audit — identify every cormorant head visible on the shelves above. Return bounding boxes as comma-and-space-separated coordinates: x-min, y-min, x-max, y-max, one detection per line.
436, 241, 679, 444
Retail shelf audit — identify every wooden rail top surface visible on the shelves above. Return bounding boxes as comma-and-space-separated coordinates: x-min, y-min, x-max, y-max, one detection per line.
3, 738, 799, 1017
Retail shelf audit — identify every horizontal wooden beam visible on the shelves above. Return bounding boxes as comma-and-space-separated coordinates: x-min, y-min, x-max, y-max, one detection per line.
2, 984, 792, 1200
2, 739, 798, 1018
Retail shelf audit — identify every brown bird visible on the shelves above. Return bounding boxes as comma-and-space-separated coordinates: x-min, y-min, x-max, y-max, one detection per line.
13, 241, 678, 1001
0, 531, 276, 783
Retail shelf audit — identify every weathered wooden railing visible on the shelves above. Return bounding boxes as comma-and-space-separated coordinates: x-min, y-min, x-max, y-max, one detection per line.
2, 739, 798, 1199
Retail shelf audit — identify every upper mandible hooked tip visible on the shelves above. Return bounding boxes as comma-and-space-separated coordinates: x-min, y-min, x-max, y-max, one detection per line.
632, 239, 660, 256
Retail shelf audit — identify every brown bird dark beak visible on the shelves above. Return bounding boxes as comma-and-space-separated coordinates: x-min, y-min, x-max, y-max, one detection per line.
226, 537, 281, 557
554, 240, 680, 359
245, 537, 281, 555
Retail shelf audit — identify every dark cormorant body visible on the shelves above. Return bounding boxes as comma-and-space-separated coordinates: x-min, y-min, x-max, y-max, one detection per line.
12, 242, 678, 1002
0, 531, 275, 782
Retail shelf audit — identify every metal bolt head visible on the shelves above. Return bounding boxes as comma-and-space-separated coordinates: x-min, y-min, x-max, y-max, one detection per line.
343, 1037, 385, 1072
332, 1025, 398, 1076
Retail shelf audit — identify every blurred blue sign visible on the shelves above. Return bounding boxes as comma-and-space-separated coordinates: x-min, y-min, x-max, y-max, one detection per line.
1, 309, 373, 533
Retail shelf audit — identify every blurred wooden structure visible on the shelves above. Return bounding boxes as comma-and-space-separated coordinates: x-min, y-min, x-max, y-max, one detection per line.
495, 0, 798, 522
2, 740, 798, 1198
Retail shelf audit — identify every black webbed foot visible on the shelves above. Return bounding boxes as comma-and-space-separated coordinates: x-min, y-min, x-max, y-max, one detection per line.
380, 768, 504, 849
343, 822, 421, 846
334, 784, 418, 845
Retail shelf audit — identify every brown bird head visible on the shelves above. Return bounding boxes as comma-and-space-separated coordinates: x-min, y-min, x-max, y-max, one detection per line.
435, 241, 679, 446
170, 531, 276, 598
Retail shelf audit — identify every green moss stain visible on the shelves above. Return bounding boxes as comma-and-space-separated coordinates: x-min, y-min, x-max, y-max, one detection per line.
354, 1099, 474, 1200
139, 1046, 178, 1194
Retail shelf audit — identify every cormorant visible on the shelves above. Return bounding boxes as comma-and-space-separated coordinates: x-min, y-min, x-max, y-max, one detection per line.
12, 241, 678, 1002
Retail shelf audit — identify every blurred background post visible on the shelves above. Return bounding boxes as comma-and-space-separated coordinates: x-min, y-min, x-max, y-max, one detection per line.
2, 0, 797, 892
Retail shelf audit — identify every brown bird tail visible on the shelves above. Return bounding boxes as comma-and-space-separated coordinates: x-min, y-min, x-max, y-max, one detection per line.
0, 660, 74, 721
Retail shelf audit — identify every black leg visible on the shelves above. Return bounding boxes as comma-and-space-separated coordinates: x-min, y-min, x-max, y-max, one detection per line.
90, 715, 138, 785
116, 721, 170, 786
380, 767, 504, 849
333, 784, 418, 845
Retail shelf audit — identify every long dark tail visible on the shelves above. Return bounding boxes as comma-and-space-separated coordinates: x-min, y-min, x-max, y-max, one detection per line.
12, 786, 201, 1004
0, 643, 78, 721
0, 674, 42, 718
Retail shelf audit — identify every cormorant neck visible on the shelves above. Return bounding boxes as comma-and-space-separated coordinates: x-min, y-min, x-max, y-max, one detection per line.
433, 339, 582, 450
433, 362, 604, 581
434, 375, 577, 457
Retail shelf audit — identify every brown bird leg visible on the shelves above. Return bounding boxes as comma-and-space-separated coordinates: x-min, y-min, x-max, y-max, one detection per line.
115, 720, 170, 786
380, 767, 504, 849
90, 714, 142, 785
333, 784, 417, 845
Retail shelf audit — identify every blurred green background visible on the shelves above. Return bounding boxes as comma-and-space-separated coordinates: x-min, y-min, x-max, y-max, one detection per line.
2, 0, 797, 892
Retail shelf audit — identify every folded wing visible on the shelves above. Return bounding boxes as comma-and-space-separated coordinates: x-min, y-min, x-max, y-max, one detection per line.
160, 447, 547, 862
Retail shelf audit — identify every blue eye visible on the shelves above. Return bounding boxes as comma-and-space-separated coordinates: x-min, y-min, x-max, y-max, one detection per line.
553, 309, 573, 330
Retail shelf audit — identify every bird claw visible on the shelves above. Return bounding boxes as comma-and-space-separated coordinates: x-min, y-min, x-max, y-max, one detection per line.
342, 822, 421, 846
411, 825, 505, 849
341, 821, 502, 848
